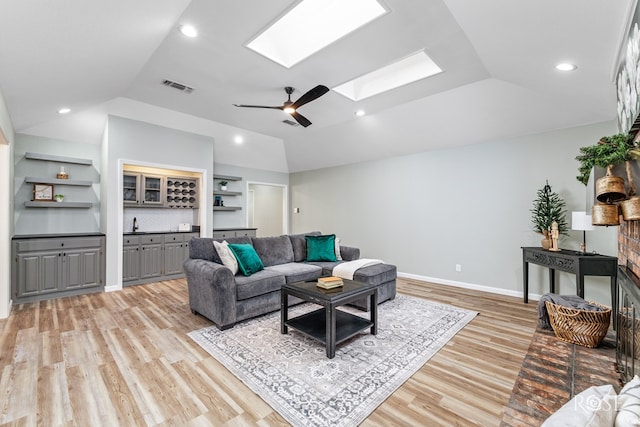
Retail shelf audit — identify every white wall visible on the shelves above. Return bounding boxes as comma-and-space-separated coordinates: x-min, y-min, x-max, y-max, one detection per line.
104, 115, 215, 290
290, 120, 619, 306
0, 87, 15, 318
249, 184, 286, 237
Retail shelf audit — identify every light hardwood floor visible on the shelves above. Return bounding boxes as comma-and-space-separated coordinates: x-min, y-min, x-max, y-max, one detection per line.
0, 278, 537, 426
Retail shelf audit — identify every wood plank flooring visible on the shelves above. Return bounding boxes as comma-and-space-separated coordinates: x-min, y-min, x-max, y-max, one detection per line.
0, 278, 539, 426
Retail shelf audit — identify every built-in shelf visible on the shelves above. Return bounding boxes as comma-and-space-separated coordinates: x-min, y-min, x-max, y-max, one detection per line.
213, 190, 242, 196
213, 174, 242, 181
25, 152, 93, 165
213, 206, 241, 211
25, 201, 92, 209
25, 177, 93, 187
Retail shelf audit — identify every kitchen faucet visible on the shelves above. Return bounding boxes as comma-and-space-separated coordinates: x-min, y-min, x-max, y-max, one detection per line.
133, 217, 138, 232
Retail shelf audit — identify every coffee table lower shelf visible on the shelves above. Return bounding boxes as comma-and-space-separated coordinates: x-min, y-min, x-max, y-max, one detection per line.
285, 308, 373, 346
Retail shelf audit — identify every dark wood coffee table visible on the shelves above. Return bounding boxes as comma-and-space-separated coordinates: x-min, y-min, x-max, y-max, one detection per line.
280, 279, 378, 358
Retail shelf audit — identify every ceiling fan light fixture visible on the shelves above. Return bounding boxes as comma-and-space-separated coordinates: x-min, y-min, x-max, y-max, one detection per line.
283, 106, 296, 114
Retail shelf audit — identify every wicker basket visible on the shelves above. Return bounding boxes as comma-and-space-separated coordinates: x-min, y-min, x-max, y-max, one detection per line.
545, 301, 611, 348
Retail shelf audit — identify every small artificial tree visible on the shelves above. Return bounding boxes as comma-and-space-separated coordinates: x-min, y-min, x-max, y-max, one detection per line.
575, 133, 636, 185
530, 181, 569, 238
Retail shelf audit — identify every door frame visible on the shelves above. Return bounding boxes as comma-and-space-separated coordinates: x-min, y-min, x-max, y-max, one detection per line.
246, 181, 289, 236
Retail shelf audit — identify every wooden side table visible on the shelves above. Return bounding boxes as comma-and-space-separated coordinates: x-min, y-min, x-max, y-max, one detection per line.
521, 247, 619, 328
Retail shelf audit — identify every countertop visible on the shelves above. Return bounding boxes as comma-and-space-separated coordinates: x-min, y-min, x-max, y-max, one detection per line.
12, 232, 106, 240
123, 230, 199, 235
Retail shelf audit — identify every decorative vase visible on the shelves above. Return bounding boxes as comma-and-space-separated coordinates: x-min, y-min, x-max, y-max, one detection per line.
54, 195, 64, 202
56, 166, 68, 179
220, 185, 227, 191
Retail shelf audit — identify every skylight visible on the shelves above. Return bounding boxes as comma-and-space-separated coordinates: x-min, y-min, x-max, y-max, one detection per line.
333, 51, 443, 101
246, 0, 387, 68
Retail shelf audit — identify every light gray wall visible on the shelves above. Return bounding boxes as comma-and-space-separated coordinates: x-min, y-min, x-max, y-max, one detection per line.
0, 87, 14, 318
104, 115, 215, 289
290, 120, 619, 306
13, 134, 101, 235
213, 163, 289, 231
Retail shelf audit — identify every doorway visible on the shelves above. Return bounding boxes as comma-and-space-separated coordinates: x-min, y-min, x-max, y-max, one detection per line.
247, 182, 288, 237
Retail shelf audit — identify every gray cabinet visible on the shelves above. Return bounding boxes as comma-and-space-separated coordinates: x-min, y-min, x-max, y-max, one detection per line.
124, 171, 198, 208
213, 228, 257, 239
12, 235, 105, 303
140, 235, 163, 279
123, 232, 197, 286
122, 236, 140, 282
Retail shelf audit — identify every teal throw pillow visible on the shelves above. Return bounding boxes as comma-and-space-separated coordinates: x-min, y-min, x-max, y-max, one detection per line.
306, 234, 337, 262
228, 243, 264, 276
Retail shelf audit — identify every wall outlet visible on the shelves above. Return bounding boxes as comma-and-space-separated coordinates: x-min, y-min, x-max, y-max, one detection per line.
455, 264, 462, 272
293, 207, 300, 213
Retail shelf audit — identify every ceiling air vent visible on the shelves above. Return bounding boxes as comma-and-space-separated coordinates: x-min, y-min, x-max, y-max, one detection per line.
162, 79, 194, 94
282, 119, 300, 127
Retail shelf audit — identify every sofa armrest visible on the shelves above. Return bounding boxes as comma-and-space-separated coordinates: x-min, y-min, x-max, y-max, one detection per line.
340, 245, 360, 261
183, 258, 237, 329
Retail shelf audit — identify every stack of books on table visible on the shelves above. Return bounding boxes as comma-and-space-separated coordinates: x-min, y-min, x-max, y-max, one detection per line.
317, 276, 344, 289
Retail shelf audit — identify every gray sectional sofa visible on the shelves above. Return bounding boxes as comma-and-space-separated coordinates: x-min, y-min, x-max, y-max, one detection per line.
183, 232, 397, 330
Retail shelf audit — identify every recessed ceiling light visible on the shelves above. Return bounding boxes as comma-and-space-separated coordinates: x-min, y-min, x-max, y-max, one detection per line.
333, 51, 443, 101
179, 25, 198, 38
247, 0, 387, 68
57, 108, 71, 114
355, 110, 365, 117
556, 63, 577, 71
234, 136, 243, 144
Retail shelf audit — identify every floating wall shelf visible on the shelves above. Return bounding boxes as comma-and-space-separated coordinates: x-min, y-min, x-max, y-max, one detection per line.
25, 201, 92, 209
213, 206, 241, 211
213, 174, 241, 181
24, 177, 93, 187
25, 152, 93, 165
213, 190, 242, 196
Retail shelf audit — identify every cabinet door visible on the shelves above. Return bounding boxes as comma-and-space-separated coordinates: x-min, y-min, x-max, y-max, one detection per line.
122, 245, 140, 282
163, 242, 184, 276
62, 248, 101, 289
141, 175, 164, 205
15, 251, 61, 297
123, 173, 140, 204
140, 243, 163, 279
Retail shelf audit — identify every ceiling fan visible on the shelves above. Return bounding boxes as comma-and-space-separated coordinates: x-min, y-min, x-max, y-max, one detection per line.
233, 85, 329, 127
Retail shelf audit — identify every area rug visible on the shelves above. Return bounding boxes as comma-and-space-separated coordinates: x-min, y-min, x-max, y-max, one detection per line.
188, 295, 477, 427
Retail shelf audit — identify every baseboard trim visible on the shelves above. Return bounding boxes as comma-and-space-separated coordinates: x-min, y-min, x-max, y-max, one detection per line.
397, 272, 543, 301
104, 284, 122, 293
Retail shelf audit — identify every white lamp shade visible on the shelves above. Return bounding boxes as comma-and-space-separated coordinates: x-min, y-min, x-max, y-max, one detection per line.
572, 211, 595, 231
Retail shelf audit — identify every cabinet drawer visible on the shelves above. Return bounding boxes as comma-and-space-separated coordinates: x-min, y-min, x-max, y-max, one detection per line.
236, 229, 256, 238
123, 236, 140, 246
213, 231, 235, 239
16, 237, 103, 252
140, 235, 162, 245
164, 233, 184, 243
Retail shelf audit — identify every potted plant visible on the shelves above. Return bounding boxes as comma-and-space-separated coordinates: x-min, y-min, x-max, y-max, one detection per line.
54, 194, 64, 202
219, 180, 228, 191
530, 181, 568, 249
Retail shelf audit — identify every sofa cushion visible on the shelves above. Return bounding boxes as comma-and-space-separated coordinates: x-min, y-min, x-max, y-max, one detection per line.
251, 235, 294, 267
306, 261, 344, 276
289, 231, 321, 262
306, 234, 337, 262
213, 240, 239, 275
228, 243, 264, 276
353, 263, 397, 286
235, 269, 286, 300
266, 263, 323, 283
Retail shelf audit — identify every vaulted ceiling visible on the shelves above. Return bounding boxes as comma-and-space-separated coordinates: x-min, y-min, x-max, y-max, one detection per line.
0, 0, 633, 172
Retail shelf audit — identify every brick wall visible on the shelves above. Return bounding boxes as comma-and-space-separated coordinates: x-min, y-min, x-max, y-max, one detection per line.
619, 219, 640, 277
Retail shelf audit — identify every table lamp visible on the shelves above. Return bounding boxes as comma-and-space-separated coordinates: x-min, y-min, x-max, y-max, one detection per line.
572, 211, 594, 253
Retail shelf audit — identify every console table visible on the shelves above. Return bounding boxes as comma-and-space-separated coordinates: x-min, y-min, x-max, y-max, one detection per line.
521, 247, 618, 326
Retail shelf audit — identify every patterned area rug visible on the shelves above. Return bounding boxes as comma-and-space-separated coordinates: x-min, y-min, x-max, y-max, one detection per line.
188, 295, 477, 427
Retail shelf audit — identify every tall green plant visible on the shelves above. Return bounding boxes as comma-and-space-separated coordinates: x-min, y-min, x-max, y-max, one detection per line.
530, 181, 568, 235
575, 133, 635, 185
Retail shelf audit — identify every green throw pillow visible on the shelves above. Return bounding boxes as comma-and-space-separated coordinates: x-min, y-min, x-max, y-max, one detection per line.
228, 243, 264, 276
306, 234, 337, 262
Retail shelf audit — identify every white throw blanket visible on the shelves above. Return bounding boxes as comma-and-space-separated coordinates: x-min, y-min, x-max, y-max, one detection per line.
332, 259, 383, 280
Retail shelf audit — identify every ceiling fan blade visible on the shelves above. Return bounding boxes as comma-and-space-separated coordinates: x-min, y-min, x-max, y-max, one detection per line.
290, 111, 312, 127
233, 104, 283, 110
291, 85, 329, 109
